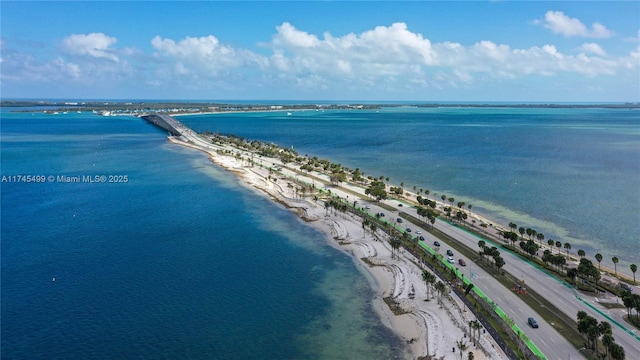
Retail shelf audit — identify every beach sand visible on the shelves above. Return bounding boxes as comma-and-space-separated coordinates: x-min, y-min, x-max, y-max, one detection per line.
167, 135, 507, 360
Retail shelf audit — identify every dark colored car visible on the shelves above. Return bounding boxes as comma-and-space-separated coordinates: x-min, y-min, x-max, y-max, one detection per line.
528, 317, 539, 328
419, 236, 425, 241
458, 259, 467, 266
396, 218, 403, 223
619, 283, 633, 292
433, 241, 440, 247
446, 249, 454, 256
406, 228, 412, 233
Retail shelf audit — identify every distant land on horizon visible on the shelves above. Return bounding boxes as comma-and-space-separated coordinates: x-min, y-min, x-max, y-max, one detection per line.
2, 100, 640, 114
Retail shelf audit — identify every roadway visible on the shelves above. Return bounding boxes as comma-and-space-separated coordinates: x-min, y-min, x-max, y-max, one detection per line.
151, 116, 639, 359
434, 219, 640, 358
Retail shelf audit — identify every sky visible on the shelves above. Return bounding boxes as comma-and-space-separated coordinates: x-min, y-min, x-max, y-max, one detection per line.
1, 1, 639, 102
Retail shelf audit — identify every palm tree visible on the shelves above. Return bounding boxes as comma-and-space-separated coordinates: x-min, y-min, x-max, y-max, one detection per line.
564, 242, 572, 257
602, 333, 614, 359
630, 264, 637, 284
470, 320, 481, 344
434, 281, 447, 303
609, 342, 625, 360
509, 222, 517, 233
578, 249, 586, 258
595, 253, 603, 270
556, 241, 562, 253
422, 271, 436, 299
537, 232, 545, 246
612, 256, 619, 276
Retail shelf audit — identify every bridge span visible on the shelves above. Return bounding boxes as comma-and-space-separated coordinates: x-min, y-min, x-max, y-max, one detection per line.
140, 113, 184, 136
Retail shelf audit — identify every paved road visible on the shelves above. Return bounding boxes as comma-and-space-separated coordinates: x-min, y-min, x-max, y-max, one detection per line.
357, 199, 582, 360
278, 165, 584, 359
294, 171, 639, 359
431, 217, 640, 358
160, 119, 639, 359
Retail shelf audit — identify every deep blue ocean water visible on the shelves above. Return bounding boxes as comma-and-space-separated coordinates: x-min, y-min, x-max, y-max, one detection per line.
2, 106, 639, 359
182, 107, 640, 273
1, 111, 408, 359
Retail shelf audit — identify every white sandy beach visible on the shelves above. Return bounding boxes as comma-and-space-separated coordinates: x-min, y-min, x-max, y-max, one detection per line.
167, 134, 508, 360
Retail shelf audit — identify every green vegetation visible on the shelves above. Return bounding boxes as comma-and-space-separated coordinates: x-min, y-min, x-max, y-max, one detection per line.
577, 312, 625, 359
195, 129, 634, 360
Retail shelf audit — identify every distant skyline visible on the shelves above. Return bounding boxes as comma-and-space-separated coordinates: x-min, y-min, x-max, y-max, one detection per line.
1, 1, 639, 102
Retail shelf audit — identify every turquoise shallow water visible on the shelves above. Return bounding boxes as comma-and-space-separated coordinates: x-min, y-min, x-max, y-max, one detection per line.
1, 110, 408, 359
182, 107, 640, 274
2, 105, 638, 358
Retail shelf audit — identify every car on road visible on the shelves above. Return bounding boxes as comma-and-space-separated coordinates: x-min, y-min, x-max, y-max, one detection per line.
528, 317, 539, 328
396, 218, 403, 223
447, 257, 455, 264
433, 241, 440, 247
378, 213, 385, 217
398, 203, 403, 207
365, 205, 371, 209
419, 236, 425, 241
416, 230, 422, 235
619, 282, 633, 292
406, 228, 411, 233
458, 259, 467, 266
446, 249, 454, 256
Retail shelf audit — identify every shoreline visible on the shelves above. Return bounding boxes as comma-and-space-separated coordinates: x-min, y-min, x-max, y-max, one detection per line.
163, 110, 638, 283
166, 135, 507, 359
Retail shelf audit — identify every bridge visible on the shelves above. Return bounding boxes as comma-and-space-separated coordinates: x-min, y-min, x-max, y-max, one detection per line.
140, 113, 184, 136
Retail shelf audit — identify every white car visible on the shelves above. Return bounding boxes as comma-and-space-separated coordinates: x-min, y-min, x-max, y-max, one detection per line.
416, 230, 422, 235
447, 257, 455, 264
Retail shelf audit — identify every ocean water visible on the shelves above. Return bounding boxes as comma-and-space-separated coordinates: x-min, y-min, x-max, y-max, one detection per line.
1, 111, 408, 359
183, 107, 640, 275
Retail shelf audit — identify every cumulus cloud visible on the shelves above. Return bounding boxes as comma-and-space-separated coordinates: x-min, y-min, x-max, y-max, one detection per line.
150, 34, 268, 85
61, 33, 119, 61
4, 22, 636, 99
264, 21, 627, 92
1, 52, 82, 83
151, 21, 625, 95
2, 35, 133, 86
578, 43, 607, 57
537, 11, 614, 38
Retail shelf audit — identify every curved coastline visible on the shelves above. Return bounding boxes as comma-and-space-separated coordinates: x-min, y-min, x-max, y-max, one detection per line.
152, 111, 639, 358
171, 108, 639, 281
164, 134, 508, 359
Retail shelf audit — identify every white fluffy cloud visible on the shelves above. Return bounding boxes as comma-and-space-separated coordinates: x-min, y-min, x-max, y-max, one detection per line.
61, 33, 119, 61
578, 43, 607, 57
151, 35, 267, 72
267, 22, 625, 87
144, 21, 636, 95
537, 11, 614, 38
3, 20, 637, 99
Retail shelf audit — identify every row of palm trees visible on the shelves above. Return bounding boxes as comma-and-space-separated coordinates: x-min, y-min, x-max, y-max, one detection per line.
621, 292, 640, 327
477, 240, 506, 271
421, 270, 449, 303
577, 311, 625, 359
505, 222, 638, 284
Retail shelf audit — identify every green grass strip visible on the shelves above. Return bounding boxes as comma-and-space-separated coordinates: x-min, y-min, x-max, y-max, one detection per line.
448, 223, 640, 343
418, 241, 547, 360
